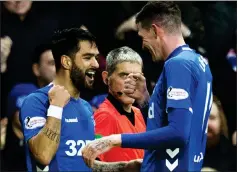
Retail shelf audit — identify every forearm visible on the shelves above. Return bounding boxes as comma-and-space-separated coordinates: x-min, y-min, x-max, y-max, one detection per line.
122, 109, 191, 150
92, 160, 127, 172
12, 111, 24, 140
140, 103, 149, 124
122, 126, 185, 150
29, 117, 61, 165
137, 91, 150, 108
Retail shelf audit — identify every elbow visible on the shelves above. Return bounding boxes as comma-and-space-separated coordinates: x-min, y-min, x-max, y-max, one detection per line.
29, 137, 55, 166
30, 144, 53, 166
169, 126, 189, 147
34, 152, 52, 166
174, 131, 189, 147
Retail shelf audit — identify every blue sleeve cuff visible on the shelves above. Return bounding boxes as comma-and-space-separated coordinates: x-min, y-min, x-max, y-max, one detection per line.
121, 134, 133, 148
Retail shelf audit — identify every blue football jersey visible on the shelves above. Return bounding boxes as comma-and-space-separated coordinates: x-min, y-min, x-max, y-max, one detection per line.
141, 45, 213, 172
7, 83, 38, 117
20, 84, 95, 172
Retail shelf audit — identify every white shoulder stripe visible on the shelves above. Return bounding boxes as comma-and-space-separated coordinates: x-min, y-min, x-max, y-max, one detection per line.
182, 47, 192, 51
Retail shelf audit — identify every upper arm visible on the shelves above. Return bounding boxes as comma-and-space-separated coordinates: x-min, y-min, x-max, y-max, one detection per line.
94, 111, 117, 136
165, 59, 195, 112
12, 110, 24, 140
20, 94, 47, 143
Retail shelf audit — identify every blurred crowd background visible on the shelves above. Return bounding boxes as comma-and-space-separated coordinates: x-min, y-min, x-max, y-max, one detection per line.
0, 1, 237, 172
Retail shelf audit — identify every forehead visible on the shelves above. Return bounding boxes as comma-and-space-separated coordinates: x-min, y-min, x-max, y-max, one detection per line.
210, 103, 219, 117
40, 50, 53, 62
115, 62, 142, 73
77, 41, 99, 55
137, 23, 148, 36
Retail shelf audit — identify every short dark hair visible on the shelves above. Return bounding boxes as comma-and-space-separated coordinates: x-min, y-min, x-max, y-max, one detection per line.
33, 43, 52, 64
51, 28, 96, 71
136, 1, 181, 33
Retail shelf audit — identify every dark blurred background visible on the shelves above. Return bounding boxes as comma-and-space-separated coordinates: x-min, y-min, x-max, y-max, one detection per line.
0, 1, 237, 172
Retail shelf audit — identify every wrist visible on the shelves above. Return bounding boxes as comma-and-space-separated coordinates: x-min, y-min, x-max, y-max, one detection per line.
47, 105, 63, 120
110, 134, 122, 147
50, 101, 64, 108
137, 91, 150, 108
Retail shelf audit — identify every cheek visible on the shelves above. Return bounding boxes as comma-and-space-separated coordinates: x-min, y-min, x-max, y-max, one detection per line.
208, 120, 221, 134
49, 65, 56, 74
110, 78, 124, 90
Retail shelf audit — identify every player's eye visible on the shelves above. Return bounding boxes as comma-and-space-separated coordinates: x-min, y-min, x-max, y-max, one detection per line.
84, 56, 91, 60
119, 73, 128, 79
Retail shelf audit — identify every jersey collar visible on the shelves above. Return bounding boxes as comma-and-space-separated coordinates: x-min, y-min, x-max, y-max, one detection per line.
165, 44, 191, 62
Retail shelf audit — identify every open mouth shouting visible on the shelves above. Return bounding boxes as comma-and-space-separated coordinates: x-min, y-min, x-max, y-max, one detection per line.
85, 70, 96, 86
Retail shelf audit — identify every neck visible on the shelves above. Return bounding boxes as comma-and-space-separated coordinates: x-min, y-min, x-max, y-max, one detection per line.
37, 79, 46, 88
53, 70, 80, 99
207, 135, 220, 149
122, 104, 132, 113
19, 14, 26, 21
162, 33, 186, 60
108, 92, 133, 113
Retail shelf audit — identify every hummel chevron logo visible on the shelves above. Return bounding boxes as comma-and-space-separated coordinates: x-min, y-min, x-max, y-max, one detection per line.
166, 159, 178, 172
166, 148, 179, 158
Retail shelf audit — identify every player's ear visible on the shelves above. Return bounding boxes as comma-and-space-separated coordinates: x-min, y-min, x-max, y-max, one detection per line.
151, 24, 164, 38
102, 71, 109, 85
61, 55, 72, 70
32, 63, 40, 77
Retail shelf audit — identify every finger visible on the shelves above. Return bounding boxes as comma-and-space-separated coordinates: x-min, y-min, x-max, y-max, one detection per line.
88, 150, 98, 168
124, 78, 137, 86
82, 145, 91, 166
124, 83, 136, 90
89, 155, 96, 168
123, 88, 135, 95
127, 73, 144, 81
87, 148, 95, 167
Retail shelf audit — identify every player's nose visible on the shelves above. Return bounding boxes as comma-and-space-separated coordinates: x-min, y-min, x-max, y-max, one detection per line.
91, 57, 99, 69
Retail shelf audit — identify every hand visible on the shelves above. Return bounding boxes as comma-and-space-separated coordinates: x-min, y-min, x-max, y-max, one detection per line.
201, 167, 218, 171
48, 85, 70, 108
1, 117, 8, 150
232, 131, 236, 146
123, 73, 150, 107
82, 135, 122, 168
115, 15, 137, 40
1, 36, 12, 73
124, 159, 143, 172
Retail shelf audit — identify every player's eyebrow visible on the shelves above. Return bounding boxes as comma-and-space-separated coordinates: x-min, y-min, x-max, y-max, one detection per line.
119, 72, 130, 76
82, 53, 99, 57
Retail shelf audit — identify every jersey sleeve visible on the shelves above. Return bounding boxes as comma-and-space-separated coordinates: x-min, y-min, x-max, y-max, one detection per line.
165, 59, 195, 111
20, 93, 47, 142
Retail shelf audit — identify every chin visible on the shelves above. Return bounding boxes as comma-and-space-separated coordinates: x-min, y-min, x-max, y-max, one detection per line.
85, 80, 94, 89
120, 97, 135, 105
85, 84, 93, 89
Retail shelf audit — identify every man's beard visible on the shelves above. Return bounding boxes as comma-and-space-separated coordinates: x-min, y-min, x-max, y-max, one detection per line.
70, 62, 87, 91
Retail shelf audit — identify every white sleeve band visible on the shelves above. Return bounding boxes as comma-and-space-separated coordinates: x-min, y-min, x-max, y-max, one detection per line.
47, 105, 63, 120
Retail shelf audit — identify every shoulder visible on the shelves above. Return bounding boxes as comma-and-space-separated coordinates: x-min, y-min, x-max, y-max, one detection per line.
94, 101, 117, 122
80, 98, 91, 107
132, 106, 142, 115
22, 85, 51, 108
9, 83, 38, 98
164, 54, 202, 78
80, 98, 93, 113
22, 92, 48, 107
132, 106, 145, 124
165, 55, 193, 69
96, 99, 116, 112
